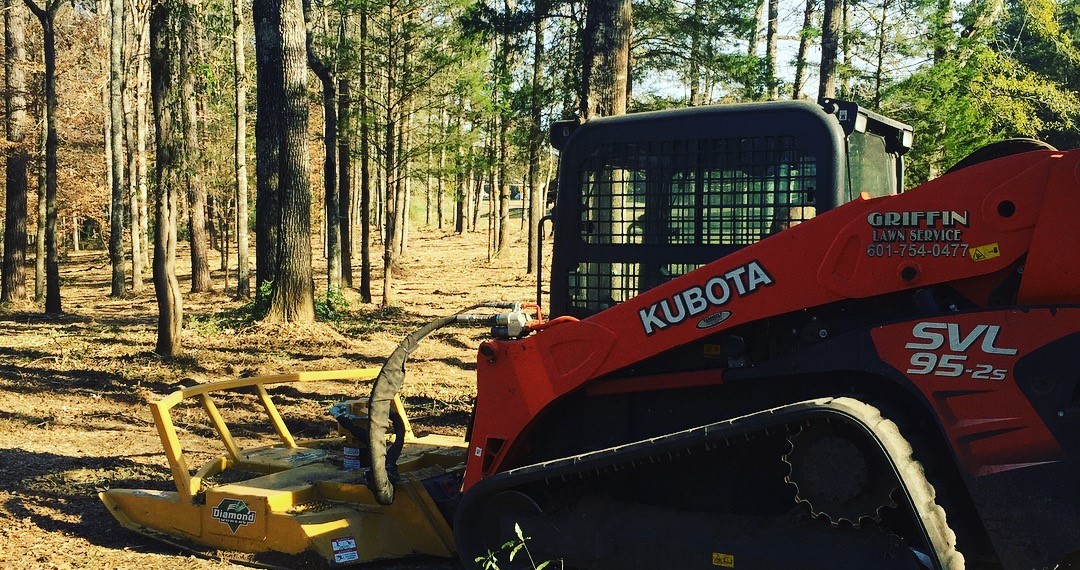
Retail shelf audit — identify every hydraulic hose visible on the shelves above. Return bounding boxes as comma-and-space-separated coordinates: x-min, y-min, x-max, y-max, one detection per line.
367, 304, 520, 505
368, 314, 459, 505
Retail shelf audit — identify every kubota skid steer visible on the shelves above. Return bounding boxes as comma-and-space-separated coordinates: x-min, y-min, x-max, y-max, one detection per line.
103, 99, 1080, 569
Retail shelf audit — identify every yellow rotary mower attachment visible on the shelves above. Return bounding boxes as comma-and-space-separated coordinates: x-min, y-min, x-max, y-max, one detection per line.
100, 369, 467, 565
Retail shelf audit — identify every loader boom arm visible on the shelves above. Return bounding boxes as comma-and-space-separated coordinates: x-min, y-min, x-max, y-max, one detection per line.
464, 149, 1080, 489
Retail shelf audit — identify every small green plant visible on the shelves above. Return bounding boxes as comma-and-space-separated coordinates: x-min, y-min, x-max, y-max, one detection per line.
475, 523, 551, 570
315, 288, 349, 322
186, 314, 223, 336
252, 280, 274, 318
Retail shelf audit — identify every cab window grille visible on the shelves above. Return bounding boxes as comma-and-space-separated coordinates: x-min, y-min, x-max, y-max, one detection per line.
571, 135, 816, 315
579, 137, 817, 247
568, 263, 704, 314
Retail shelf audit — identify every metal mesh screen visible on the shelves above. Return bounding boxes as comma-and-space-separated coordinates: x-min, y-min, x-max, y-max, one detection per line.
569, 262, 705, 314
579, 136, 816, 246
570, 136, 816, 314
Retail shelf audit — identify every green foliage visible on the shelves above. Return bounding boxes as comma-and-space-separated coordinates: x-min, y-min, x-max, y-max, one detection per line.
475, 523, 551, 570
185, 289, 270, 336
185, 314, 223, 337
882, 0, 1080, 185
315, 288, 350, 322
632, 0, 761, 103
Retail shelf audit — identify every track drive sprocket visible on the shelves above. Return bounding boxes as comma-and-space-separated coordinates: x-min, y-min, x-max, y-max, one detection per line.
784, 420, 899, 527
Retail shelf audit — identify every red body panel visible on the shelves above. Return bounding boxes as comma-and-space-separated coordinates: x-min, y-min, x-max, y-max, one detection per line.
464, 150, 1080, 490
871, 309, 1077, 477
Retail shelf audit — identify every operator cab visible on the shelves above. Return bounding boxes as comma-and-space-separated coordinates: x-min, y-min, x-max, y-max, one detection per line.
546, 98, 913, 319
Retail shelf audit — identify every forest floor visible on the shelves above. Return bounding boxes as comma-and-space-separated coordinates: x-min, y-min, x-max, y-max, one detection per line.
0, 223, 544, 569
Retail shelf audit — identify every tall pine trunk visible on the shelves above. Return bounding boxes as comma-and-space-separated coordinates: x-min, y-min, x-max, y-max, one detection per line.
358, 5, 371, 302
338, 76, 353, 288
818, 0, 840, 100
526, 11, 543, 274
254, 0, 282, 295
24, 0, 62, 313
183, 0, 211, 293
34, 115, 45, 302
304, 2, 340, 293
792, 0, 814, 99
322, 77, 340, 291
264, 0, 314, 323
873, 0, 888, 106
233, 0, 250, 297
149, 0, 183, 355
765, 0, 779, 100
381, 0, 399, 306
3, 0, 29, 304
137, 13, 150, 270
582, 0, 631, 119
124, 6, 143, 292
108, 0, 126, 296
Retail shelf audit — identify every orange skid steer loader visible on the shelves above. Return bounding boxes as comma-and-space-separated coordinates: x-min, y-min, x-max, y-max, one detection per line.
103, 100, 1080, 569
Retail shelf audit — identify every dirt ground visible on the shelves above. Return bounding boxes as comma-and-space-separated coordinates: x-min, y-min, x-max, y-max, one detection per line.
0, 224, 545, 569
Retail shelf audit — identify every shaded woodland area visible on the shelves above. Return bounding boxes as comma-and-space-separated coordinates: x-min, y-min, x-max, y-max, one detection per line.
0, 0, 1076, 356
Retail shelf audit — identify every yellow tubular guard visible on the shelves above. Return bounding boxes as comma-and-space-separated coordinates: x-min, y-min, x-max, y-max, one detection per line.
100, 368, 466, 565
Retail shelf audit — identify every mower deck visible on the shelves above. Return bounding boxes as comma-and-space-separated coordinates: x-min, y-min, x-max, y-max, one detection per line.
100, 369, 467, 565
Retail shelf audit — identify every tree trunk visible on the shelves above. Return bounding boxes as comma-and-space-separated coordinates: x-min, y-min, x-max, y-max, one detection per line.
34, 114, 45, 302
471, 164, 482, 231
792, 0, 814, 99
149, 0, 183, 355
497, 110, 509, 254
933, 0, 952, 63
397, 34, 411, 258
264, 0, 314, 323
581, 0, 631, 119
381, 0, 398, 307
183, 0, 211, 293
818, 0, 840, 100
840, 0, 850, 98
765, 0, 779, 100
455, 127, 466, 234
321, 76, 340, 291
98, 0, 112, 271
254, 0, 282, 296
748, 0, 764, 57
304, 2, 340, 293
2, 0, 29, 304
137, 12, 150, 271
873, 0, 888, 107
424, 145, 431, 227
233, 0, 250, 297
124, 3, 143, 293
222, 198, 231, 289
207, 194, 220, 255
437, 107, 446, 231
24, 0, 62, 314
109, 0, 126, 296
526, 11, 543, 274
358, 3, 371, 302
338, 76, 352, 288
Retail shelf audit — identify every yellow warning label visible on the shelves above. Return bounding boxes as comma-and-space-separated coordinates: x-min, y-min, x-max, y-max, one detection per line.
703, 344, 723, 358
712, 552, 735, 567
970, 243, 1001, 262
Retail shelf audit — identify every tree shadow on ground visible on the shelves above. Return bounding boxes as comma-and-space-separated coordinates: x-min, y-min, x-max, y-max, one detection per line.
0, 362, 173, 407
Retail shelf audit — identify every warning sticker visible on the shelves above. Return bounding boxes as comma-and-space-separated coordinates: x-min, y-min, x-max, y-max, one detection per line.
332, 536, 359, 564
969, 243, 1001, 262
712, 552, 735, 567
